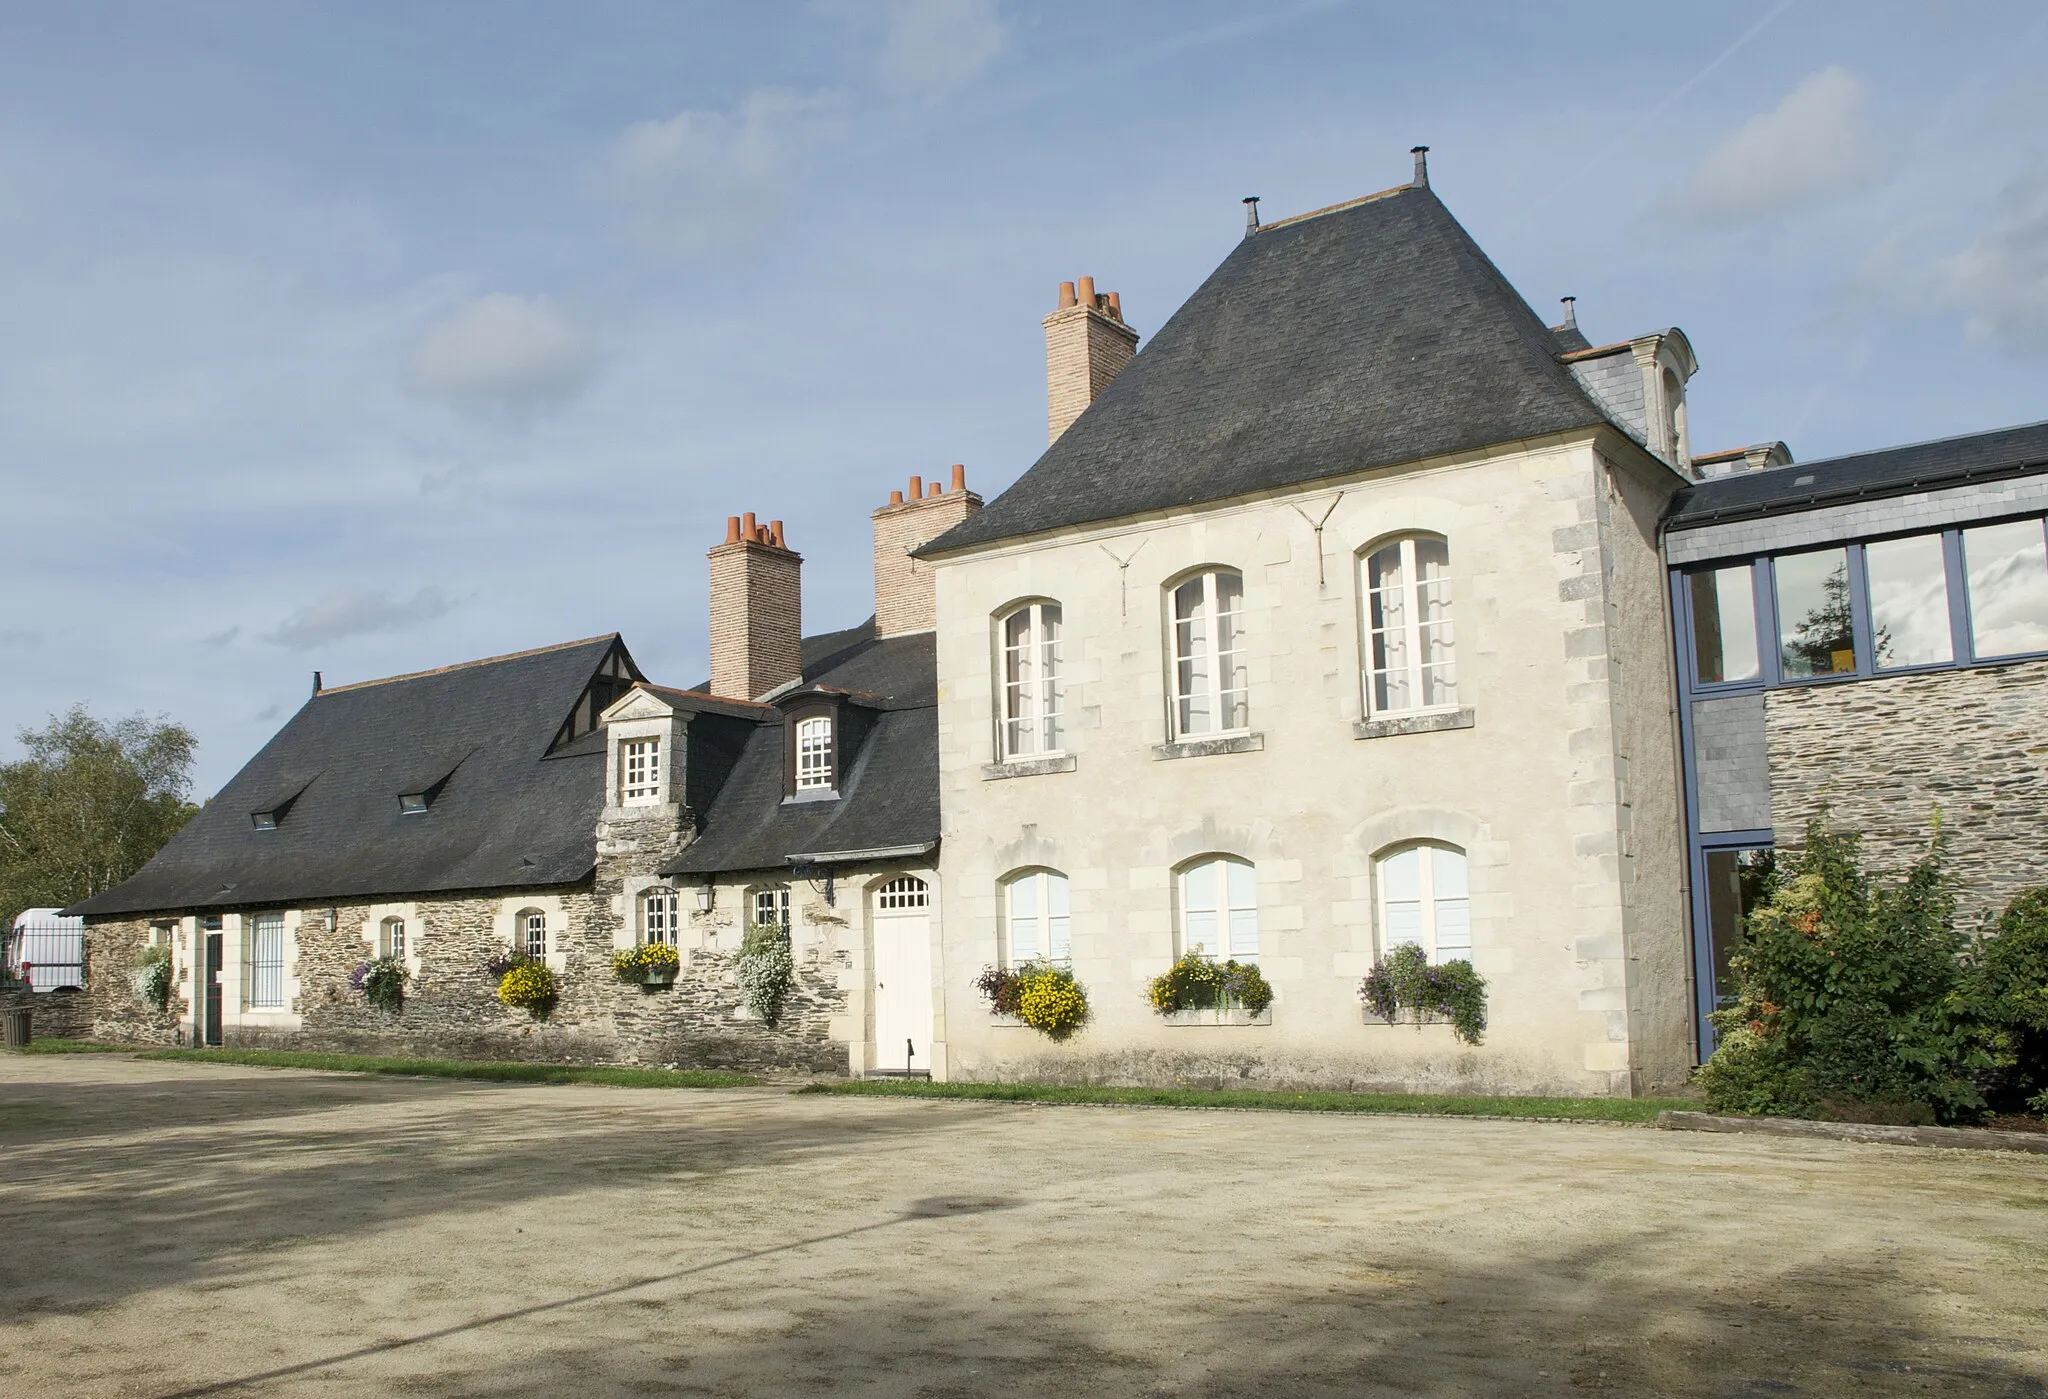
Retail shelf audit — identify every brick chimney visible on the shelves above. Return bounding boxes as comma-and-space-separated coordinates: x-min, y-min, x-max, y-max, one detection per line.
872, 465, 982, 638
1043, 276, 1138, 444
708, 513, 803, 701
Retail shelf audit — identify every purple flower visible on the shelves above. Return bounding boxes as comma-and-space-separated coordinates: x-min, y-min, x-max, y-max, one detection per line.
348, 961, 371, 991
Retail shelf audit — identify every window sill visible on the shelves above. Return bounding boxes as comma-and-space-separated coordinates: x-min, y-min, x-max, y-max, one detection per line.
1153, 732, 1264, 762
1354, 707, 1474, 741
783, 789, 840, 805
1362, 1009, 1459, 1029
982, 754, 1077, 781
1161, 1007, 1272, 1027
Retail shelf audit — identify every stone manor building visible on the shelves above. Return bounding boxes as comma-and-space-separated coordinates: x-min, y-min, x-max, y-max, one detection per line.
70, 152, 2048, 1094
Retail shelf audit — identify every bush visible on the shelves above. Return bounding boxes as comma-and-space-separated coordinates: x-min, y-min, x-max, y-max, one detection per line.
736, 923, 794, 1027
130, 944, 173, 1013
1147, 952, 1273, 1015
611, 943, 682, 982
974, 964, 1024, 1016
1359, 943, 1487, 1045
496, 959, 557, 1018
1013, 963, 1088, 1040
1965, 888, 2048, 1115
351, 957, 409, 1014
1695, 820, 1988, 1123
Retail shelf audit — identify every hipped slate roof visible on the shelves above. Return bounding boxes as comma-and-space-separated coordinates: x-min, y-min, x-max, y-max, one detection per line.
70, 637, 625, 918
1667, 419, 2048, 529
664, 624, 938, 876
923, 184, 1613, 555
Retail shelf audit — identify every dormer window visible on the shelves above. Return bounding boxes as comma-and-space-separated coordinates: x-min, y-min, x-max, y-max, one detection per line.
398, 792, 429, 816
795, 716, 834, 790
251, 811, 279, 831
620, 737, 661, 804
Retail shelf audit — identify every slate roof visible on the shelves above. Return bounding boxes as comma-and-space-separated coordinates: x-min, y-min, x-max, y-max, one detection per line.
922, 183, 1614, 556
1667, 420, 2048, 530
663, 624, 938, 876
71, 636, 628, 918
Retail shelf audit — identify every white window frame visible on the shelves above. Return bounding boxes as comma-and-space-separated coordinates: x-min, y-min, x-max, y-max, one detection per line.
875, 876, 929, 910
1376, 843, 1472, 964
380, 916, 406, 962
619, 737, 661, 805
249, 911, 287, 1009
751, 886, 791, 929
794, 716, 834, 791
1176, 856, 1259, 962
642, 887, 678, 947
1170, 570, 1249, 740
998, 601, 1064, 759
520, 908, 548, 960
1362, 536, 1458, 717
1001, 869, 1070, 965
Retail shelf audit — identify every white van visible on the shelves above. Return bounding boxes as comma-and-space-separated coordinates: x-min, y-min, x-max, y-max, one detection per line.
7, 909, 85, 991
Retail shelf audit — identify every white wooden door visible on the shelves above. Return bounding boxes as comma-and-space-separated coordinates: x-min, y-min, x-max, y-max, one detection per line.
871, 877, 933, 1073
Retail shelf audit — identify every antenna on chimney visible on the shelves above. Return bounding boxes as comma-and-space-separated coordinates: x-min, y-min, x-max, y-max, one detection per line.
1411, 146, 1430, 188
1559, 296, 1577, 329
1242, 196, 1261, 239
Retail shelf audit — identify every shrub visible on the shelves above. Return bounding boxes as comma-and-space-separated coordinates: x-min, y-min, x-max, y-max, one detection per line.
611, 943, 682, 982
736, 922, 794, 1027
350, 957, 409, 1015
1695, 819, 1987, 1123
1359, 943, 1487, 1046
1964, 887, 2048, 1115
1013, 963, 1088, 1040
482, 950, 519, 981
974, 964, 1024, 1016
130, 944, 173, 1013
1147, 952, 1273, 1015
496, 959, 557, 1018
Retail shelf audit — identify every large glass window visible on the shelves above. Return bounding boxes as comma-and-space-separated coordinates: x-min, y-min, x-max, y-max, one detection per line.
1377, 845, 1471, 963
1000, 602, 1063, 758
1964, 519, 2048, 659
1171, 572, 1248, 737
795, 716, 834, 790
1179, 857, 1258, 961
1688, 564, 1760, 684
1773, 548, 1855, 679
249, 912, 286, 1008
1002, 870, 1070, 964
1364, 537, 1456, 713
1865, 533, 1953, 669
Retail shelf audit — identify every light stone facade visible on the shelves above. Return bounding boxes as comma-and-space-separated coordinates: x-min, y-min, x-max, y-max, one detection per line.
929, 428, 1693, 1096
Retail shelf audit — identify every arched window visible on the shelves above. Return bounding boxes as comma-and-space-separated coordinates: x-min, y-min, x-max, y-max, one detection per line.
1170, 570, 1247, 737
1178, 856, 1257, 961
795, 716, 834, 790
999, 601, 1063, 758
519, 908, 547, 960
380, 916, 407, 961
875, 876, 929, 910
1002, 869, 1070, 964
1362, 537, 1456, 715
1662, 367, 1688, 466
1377, 844, 1470, 963
642, 887, 678, 946
751, 886, 791, 929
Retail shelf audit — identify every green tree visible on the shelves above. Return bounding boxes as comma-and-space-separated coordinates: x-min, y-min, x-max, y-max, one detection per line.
0, 706, 198, 929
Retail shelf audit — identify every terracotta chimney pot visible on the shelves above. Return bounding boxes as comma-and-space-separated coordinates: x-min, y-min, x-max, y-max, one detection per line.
908, 474, 923, 500
889, 489, 904, 507
951, 463, 966, 492
724, 516, 741, 544
1058, 280, 1076, 309
769, 520, 785, 548
1077, 275, 1096, 305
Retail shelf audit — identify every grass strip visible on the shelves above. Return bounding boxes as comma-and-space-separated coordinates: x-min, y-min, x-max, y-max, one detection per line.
795, 1079, 1696, 1123
4, 1038, 140, 1055
128, 1047, 758, 1089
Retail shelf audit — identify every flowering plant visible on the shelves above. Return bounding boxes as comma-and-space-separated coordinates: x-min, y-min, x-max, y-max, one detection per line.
1012, 963, 1088, 1040
736, 922, 794, 1026
131, 944, 175, 1013
482, 951, 519, 980
611, 943, 682, 981
351, 956, 409, 1014
497, 958, 558, 1018
1147, 951, 1273, 1015
973, 965, 1024, 1016
1360, 944, 1486, 1045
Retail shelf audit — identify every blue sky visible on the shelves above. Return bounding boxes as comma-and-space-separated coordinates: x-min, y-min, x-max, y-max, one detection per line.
3, 0, 2044, 797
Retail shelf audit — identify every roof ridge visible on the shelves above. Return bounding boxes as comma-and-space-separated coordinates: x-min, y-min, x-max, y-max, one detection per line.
1253, 181, 1416, 234
1789, 416, 2048, 472
318, 634, 620, 696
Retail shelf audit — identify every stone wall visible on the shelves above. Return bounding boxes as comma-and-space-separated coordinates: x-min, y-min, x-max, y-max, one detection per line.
1, 984, 93, 1042
1765, 657, 2048, 924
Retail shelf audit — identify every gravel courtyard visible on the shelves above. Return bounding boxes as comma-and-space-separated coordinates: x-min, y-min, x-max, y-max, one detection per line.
2, 1057, 2045, 1397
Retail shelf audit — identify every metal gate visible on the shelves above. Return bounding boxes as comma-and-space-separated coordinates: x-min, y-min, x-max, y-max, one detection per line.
4, 912, 85, 991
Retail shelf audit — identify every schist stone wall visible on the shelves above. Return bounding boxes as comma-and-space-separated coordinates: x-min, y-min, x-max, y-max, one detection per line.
0, 985, 92, 1041
1765, 657, 2048, 923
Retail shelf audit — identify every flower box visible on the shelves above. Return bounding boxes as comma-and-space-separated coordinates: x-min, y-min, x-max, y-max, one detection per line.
1362, 1008, 1455, 1028
1162, 1006, 1272, 1027
640, 967, 677, 989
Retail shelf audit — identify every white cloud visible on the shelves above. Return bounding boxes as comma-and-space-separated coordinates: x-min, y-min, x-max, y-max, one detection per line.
201, 625, 240, 647
876, 0, 1005, 100
263, 588, 459, 652
1665, 66, 1885, 223
406, 294, 597, 412
1926, 167, 2048, 353
599, 89, 843, 256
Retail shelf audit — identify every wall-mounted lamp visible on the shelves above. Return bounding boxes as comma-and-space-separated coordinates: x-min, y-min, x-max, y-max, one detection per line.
695, 884, 714, 913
